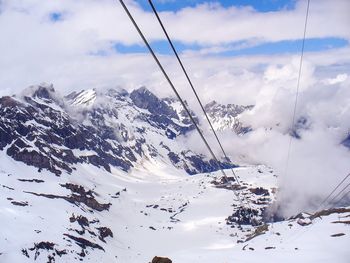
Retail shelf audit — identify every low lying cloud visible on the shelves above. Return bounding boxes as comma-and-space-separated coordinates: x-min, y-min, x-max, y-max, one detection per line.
180, 58, 350, 217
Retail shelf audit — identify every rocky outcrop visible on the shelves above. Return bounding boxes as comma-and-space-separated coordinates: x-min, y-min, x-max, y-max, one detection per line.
151, 256, 172, 263
226, 206, 260, 226
25, 183, 111, 212
131, 87, 177, 119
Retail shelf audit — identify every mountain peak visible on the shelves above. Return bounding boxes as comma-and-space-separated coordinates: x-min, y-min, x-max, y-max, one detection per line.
134, 86, 151, 94
33, 85, 55, 100
105, 87, 129, 98
130, 87, 177, 119
22, 83, 56, 101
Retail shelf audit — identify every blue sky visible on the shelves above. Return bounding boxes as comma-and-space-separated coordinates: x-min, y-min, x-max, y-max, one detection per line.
137, 0, 296, 12
114, 37, 348, 56
112, 0, 348, 57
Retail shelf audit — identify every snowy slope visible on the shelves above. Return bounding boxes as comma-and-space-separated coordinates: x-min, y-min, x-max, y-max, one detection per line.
1, 150, 349, 262
67, 89, 97, 106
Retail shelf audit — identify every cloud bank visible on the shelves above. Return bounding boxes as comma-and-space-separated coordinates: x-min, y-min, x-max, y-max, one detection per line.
181, 58, 350, 217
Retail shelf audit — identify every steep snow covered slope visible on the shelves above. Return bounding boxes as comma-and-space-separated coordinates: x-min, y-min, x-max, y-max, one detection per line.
67, 89, 97, 106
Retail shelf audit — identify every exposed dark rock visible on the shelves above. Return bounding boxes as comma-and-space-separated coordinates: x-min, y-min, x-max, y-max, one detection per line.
310, 207, 350, 220
70, 214, 89, 227
0, 126, 13, 150
32, 85, 56, 100
332, 220, 350, 225
21, 249, 29, 258
169, 202, 189, 223
63, 234, 104, 251
249, 187, 270, 196
55, 249, 67, 257
61, 183, 111, 211
18, 178, 45, 183
27, 241, 55, 260
226, 206, 260, 226
265, 246, 276, 250
245, 224, 269, 242
1, 184, 14, 190
25, 183, 111, 212
7, 147, 61, 175
168, 152, 180, 164
183, 153, 236, 175
11, 201, 28, 206
151, 256, 172, 263
130, 87, 177, 119
97, 227, 113, 242
331, 233, 345, 237
29, 241, 55, 251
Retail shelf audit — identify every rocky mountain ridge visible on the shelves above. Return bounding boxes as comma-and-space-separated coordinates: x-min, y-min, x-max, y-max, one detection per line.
204, 100, 253, 134
0, 84, 241, 176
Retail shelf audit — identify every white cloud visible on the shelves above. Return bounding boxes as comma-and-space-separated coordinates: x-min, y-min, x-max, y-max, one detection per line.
147, 0, 350, 45
322, 73, 348, 85
0, 0, 349, 97
177, 56, 350, 217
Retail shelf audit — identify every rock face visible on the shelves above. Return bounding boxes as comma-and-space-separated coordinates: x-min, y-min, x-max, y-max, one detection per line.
204, 100, 253, 133
130, 87, 177, 119
151, 256, 172, 263
0, 84, 235, 176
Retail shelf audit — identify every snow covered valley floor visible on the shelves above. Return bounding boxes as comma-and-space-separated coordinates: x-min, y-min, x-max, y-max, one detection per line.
0, 153, 349, 263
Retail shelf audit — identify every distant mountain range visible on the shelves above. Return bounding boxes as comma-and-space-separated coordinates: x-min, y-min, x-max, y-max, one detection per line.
0, 84, 254, 177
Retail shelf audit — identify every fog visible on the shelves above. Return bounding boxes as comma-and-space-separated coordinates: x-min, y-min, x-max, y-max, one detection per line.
179, 59, 350, 217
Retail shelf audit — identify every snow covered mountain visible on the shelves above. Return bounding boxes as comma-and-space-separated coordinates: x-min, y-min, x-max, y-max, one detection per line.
0, 84, 349, 263
204, 100, 253, 133
0, 84, 234, 177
